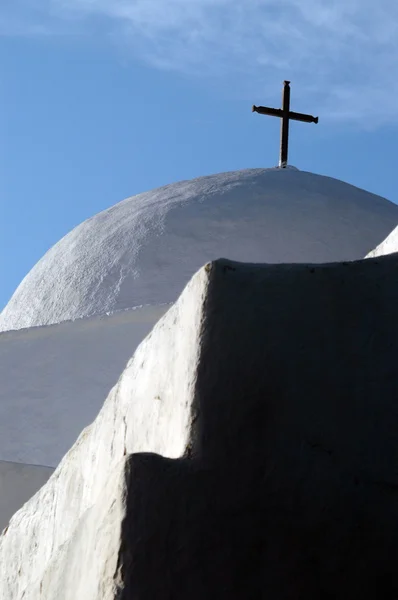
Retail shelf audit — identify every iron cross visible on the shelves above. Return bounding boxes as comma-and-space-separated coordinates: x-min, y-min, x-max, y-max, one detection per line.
252, 81, 318, 168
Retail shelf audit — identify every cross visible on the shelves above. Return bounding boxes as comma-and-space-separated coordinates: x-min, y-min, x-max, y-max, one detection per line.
252, 81, 318, 168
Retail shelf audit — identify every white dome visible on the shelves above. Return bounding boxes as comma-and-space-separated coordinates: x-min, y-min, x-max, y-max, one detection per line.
2, 167, 398, 332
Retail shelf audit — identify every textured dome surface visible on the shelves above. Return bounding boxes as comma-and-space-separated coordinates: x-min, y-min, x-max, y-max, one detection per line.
2, 167, 398, 332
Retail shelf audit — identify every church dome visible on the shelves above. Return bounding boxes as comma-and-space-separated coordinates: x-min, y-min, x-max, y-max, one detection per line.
1, 167, 398, 332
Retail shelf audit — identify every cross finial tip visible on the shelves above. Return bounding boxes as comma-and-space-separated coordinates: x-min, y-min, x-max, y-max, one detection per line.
284, 80, 291, 85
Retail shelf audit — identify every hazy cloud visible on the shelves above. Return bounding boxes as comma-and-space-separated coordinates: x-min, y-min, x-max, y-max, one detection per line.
3, 0, 398, 124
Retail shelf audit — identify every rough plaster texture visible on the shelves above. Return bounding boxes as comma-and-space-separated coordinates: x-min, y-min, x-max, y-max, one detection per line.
2, 256, 398, 599
0, 264, 206, 599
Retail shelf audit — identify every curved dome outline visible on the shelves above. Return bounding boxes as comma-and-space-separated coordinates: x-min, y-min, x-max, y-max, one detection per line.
1, 167, 398, 332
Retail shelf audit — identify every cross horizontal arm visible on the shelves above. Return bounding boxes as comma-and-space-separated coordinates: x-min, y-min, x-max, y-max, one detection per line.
252, 105, 282, 118
289, 110, 318, 124
252, 105, 318, 124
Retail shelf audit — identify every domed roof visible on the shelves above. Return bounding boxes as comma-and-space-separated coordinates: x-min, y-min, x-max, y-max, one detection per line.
2, 167, 398, 332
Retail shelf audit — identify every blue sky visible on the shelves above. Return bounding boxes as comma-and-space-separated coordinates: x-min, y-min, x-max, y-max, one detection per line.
1, 0, 398, 310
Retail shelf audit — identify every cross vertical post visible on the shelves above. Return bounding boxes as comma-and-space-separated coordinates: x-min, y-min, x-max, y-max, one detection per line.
280, 81, 290, 168
252, 81, 318, 168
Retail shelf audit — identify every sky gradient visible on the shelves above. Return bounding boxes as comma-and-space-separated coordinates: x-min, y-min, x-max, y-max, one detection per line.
1, 0, 398, 309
